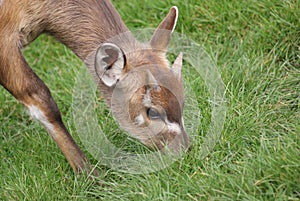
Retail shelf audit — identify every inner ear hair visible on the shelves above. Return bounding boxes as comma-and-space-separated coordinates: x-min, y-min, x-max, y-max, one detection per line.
95, 43, 126, 87
102, 48, 119, 67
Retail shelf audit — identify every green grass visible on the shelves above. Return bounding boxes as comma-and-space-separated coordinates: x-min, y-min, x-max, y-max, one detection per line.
1, 0, 299, 200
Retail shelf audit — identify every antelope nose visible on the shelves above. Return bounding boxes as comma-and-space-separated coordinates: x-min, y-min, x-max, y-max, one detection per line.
167, 129, 189, 154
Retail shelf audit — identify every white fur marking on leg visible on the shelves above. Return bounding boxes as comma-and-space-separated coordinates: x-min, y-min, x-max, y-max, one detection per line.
28, 105, 54, 133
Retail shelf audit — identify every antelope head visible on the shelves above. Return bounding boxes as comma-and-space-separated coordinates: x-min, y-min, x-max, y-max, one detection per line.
94, 6, 188, 154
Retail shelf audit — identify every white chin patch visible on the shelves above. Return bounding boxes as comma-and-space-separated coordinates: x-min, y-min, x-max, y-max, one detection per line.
28, 105, 54, 133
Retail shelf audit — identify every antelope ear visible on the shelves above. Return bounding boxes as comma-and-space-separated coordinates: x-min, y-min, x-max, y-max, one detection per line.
171, 52, 183, 82
95, 43, 125, 87
150, 6, 178, 51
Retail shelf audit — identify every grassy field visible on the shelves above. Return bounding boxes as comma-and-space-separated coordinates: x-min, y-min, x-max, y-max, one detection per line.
0, 0, 299, 200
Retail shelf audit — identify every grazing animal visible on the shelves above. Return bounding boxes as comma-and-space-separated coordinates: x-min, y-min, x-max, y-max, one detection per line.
0, 0, 188, 174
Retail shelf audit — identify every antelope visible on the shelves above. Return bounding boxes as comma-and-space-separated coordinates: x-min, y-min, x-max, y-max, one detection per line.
0, 0, 188, 174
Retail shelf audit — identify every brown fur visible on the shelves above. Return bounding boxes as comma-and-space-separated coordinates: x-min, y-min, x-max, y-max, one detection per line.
0, 0, 187, 174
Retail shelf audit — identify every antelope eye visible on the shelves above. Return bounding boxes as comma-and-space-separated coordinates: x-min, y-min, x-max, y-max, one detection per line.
147, 108, 160, 120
